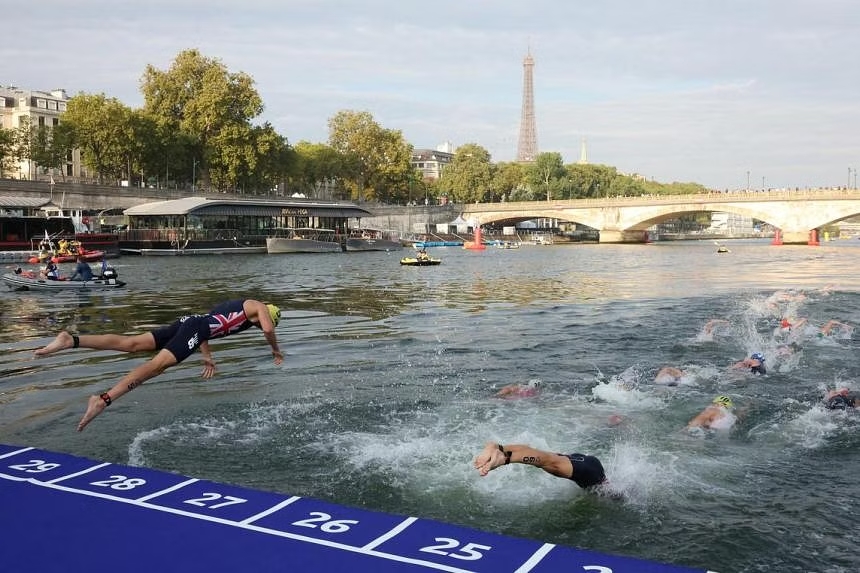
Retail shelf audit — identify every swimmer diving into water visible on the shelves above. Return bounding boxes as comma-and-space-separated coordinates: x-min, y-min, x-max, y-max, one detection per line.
34, 299, 283, 431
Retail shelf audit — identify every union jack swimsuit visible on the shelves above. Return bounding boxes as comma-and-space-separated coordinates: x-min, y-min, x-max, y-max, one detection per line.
206, 299, 256, 339
151, 299, 258, 362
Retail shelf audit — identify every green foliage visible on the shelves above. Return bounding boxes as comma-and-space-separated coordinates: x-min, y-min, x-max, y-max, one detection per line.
640, 180, 708, 195
141, 49, 263, 141
0, 126, 14, 175
208, 122, 291, 193
30, 123, 74, 179
525, 152, 566, 200
437, 143, 495, 203
327, 110, 414, 202
59, 94, 134, 183
11, 117, 33, 177
421, 177, 441, 204
492, 162, 527, 201
291, 141, 348, 198
141, 49, 274, 191
608, 175, 645, 197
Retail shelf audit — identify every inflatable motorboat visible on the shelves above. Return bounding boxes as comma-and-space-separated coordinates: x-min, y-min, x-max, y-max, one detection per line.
3, 266, 125, 291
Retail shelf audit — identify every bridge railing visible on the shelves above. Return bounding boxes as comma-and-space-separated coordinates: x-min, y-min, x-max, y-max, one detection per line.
460, 188, 860, 212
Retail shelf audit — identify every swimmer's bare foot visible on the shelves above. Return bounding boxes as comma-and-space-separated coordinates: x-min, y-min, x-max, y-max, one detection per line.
77, 394, 107, 432
35, 331, 75, 356
474, 442, 507, 476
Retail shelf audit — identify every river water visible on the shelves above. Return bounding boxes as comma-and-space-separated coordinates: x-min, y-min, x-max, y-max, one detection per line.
1, 239, 858, 573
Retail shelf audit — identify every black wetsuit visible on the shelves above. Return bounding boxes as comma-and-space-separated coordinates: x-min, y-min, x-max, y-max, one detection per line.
563, 453, 606, 489
825, 394, 858, 410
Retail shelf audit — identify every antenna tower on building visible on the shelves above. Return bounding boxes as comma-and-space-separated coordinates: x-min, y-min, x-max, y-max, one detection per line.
516, 49, 538, 163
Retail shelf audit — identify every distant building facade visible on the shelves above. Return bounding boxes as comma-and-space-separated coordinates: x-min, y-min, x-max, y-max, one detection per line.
707, 212, 755, 235
411, 142, 454, 181
0, 85, 91, 181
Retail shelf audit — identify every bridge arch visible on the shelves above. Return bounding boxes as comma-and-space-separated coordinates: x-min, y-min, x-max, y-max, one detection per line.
461, 190, 860, 244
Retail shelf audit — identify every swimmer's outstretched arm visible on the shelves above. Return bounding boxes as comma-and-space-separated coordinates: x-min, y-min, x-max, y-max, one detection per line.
494, 384, 518, 397
825, 388, 850, 400
199, 340, 216, 379
686, 407, 718, 429
474, 442, 573, 479
820, 320, 849, 334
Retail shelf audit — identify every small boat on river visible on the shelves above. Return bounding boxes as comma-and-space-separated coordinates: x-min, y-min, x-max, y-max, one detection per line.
400, 257, 442, 266
345, 228, 403, 252
29, 249, 105, 264
266, 228, 343, 254
3, 269, 125, 291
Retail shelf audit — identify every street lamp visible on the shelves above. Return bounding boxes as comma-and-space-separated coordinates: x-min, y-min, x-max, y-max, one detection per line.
762, 176, 765, 191
746, 170, 750, 191
192, 158, 199, 193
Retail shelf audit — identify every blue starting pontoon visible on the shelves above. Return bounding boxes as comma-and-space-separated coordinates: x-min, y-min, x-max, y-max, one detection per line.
0, 443, 717, 573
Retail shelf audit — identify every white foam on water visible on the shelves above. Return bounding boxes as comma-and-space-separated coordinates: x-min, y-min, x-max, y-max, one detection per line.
591, 378, 666, 410
127, 400, 316, 465
751, 405, 843, 450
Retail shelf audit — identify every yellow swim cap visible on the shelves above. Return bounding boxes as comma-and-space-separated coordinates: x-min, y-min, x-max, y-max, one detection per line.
713, 395, 733, 409
266, 304, 281, 327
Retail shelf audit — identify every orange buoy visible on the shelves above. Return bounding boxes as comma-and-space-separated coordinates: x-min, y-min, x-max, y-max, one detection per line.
464, 226, 486, 250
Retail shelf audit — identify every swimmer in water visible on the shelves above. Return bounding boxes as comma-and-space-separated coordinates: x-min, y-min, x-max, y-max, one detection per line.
702, 319, 730, 336
732, 353, 766, 375
776, 342, 802, 357
776, 317, 806, 335
818, 320, 851, 337
686, 395, 737, 431
823, 388, 858, 410
474, 441, 608, 492
495, 380, 540, 398
653, 366, 685, 386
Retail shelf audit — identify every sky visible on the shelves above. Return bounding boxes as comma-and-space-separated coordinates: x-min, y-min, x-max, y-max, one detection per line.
4, 0, 860, 190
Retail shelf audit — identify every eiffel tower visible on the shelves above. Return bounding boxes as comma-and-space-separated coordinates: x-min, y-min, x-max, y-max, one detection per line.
516, 49, 538, 163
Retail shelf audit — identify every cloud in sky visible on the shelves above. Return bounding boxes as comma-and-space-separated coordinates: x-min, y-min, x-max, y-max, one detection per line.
5, 0, 860, 189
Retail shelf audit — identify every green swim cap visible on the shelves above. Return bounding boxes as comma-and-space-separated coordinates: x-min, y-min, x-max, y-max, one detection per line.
266, 304, 281, 327
713, 395, 733, 409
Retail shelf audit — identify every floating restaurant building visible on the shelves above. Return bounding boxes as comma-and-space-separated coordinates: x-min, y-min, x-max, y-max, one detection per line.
119, 196, 372, 255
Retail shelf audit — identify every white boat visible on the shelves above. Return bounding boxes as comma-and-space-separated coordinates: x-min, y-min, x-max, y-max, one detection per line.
121, 246, 266, 256
266, 228, 343, 254
345, 228, 403, 252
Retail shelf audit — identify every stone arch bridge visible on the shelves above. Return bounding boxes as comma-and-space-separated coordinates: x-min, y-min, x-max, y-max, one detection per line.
459, 189, 860, 244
